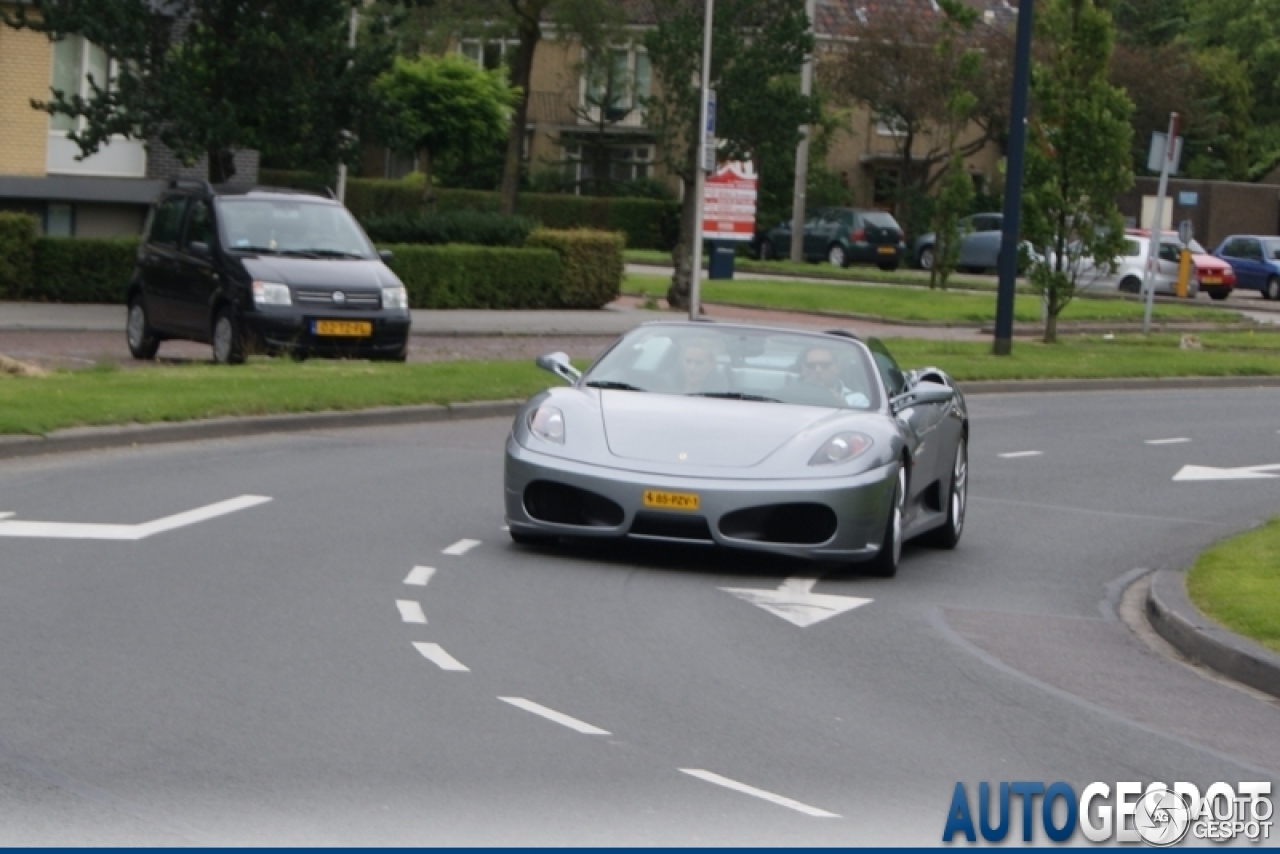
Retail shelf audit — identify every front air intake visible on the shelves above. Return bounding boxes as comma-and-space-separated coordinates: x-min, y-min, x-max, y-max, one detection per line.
718, 503, 837, 545
523, 481, 624, 527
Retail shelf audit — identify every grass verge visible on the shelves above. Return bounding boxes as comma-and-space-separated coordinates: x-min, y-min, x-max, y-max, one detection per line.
625, 273, 1244, 325
1186, 518, 1280, 654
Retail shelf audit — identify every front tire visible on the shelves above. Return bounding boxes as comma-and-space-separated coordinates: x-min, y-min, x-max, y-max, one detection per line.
1206, 287, 1230, 301
863, 466, 905, 578
1266, 276, 1279, 301
126, 297, 160, 360
926, 438, 967, 549
917, 246, 935, 270
212, 308, 246, 365
1119, 276, 1142, 294
827, 243, 848, 268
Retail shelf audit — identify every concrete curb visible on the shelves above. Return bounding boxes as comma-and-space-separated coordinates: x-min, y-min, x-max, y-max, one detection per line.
1146, 569, 1280, 699
0, 399, 525, 462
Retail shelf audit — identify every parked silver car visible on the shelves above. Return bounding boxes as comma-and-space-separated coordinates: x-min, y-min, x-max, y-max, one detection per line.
1074, 231, 1236, 298
913, 212, 1005, 273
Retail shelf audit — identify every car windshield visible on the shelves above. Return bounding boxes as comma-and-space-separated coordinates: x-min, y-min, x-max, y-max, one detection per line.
862, 211, 900, 229
583, 326, 881, 410
217, 198, 376, 258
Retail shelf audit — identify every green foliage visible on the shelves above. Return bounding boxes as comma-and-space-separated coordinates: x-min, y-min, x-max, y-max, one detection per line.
30, 238, 138, 303
361, 211, 538, 246
1024, 0, 1134, 343
384, 245, 562, 309
4, 0, 392, 182
525, 228, 625, 308
0, 213, 37, 299
930, 153, 975, 291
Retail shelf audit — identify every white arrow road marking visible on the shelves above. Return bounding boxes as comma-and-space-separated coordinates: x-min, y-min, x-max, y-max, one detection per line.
0, 495, 272, 540
998, 450, 1043, 458
719, 576, 872, 628
1146, 437, 1190, 445
0, 513, 12, 520
498, 697, 610, 735
396, 600, 427, 624
404, 566, 436, 587
443, 538, 480, 556
679, 769, 841, 818
1173, 463, 1280, 481
412, 642, 469, 672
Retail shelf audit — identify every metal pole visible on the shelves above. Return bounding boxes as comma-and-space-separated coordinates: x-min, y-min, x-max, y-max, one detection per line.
789, 0, 816, 263
1142, 112, 1179, 335
992, 0, 1035, 356
335, 5, 359, 204
689, 0, 714, 320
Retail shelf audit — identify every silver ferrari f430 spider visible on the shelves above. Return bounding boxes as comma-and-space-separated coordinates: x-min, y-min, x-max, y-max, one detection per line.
504, 322, 968, 576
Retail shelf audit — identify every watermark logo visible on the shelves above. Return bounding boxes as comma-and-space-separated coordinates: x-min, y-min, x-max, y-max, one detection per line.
1134, 788, 1191, 846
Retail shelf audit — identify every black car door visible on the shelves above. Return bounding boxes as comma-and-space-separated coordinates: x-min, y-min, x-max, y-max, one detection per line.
172, 198, 220, 337
138, 195, 189, 332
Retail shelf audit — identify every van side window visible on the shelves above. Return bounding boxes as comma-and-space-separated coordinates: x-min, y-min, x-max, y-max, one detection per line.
149, 196, 187, 246
183, 200, 215, 250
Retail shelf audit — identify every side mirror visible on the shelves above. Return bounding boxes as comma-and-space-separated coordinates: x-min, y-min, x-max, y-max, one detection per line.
891, 380, 954, 412
535, 351, 581, 385
378, 249, 394, 263
188, 241, 211, 258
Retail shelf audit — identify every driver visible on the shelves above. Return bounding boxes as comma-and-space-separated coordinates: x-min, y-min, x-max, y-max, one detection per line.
677, 339, 728, 394
799, 346, 870, 407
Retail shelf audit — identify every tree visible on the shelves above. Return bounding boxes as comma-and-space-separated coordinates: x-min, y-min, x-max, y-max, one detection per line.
644, 0, 818, 309
4, 0, 391, 183
373, 54, 517, 208
1022, 0, 1134, 344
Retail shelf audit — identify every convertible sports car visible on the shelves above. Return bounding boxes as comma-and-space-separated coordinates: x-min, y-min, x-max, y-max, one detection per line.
503, 323, 969, 577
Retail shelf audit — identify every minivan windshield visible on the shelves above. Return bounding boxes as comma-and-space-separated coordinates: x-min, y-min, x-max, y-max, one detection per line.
217, 198, 376, 258
583, 325, 881, 410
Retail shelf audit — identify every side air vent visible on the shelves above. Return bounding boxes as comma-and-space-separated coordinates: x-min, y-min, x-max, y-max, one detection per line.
718, 503, 837, 545
523, 481, 624, 527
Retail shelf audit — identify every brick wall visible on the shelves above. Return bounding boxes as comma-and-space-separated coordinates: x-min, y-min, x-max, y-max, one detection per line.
0, 23, 52, 176
145, 141, 260, 184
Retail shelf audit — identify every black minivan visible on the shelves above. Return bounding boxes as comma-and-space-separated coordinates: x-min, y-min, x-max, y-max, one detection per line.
127, 181, 411, 364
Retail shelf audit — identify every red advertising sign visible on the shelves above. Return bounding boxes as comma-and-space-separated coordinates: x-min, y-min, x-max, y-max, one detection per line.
702, 160, 757, 241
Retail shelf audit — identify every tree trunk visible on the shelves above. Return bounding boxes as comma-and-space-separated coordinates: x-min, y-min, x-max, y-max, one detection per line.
207, 147, 236, 184
667, 170, 699, 310
421, 149, 436, 212
1043, 288, 1059, 343
499, 4, 544, 216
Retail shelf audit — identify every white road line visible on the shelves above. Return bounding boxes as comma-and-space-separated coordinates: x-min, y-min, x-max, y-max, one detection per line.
498, 697, 610, 735
396, 599, 427, 624
998, 451, 1043, 459
679, 769, 841, 818
443, 538, 481, 556
0, 513, 12, 520
412, 642, 469, 672
1146, 437, 1190, 445
0, 495, 272, 540
404, 566, 436, 587
500, 525, 510, 532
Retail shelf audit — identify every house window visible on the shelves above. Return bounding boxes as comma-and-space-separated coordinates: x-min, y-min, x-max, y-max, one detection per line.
50, 36, 112, 134
564, 142, 653, 192
459, 38, 520, 72
47, 35, 146, 176
582, 46, 650, 123
875, 115, 907, 137
45, 203, 74, 237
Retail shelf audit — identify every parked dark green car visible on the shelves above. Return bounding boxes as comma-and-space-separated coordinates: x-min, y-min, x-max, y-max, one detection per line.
752, 207, 907, 271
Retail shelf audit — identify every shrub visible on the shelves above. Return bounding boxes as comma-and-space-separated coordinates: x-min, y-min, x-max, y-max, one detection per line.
526, 228, 625, 309
383, 244, 562, 309
361, 210, 538, 246
0, 212, 38, 299
32, 237, 138, 303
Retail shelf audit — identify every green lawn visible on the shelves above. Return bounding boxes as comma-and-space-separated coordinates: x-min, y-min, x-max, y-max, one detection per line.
1187, 517, 1280, 654
625, 273, 1243, 325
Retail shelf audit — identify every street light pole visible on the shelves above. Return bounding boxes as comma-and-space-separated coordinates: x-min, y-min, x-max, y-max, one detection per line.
688, 0, 715, 321
335, 4, 358, 205
992, 0, 1035, 356
788, 0, 816, 263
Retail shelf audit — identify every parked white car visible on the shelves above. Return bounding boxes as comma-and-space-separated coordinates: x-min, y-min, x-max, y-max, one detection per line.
1075, 231, 1235, 299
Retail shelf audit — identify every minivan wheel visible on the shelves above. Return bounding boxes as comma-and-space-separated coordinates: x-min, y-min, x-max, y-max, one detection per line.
917, 246, 934, 270
212, 308, 246, 365
1119, 276, 1142, 294
126, 298, 160, 360
1267, 276, 1280, 301
827, 244, 848, 268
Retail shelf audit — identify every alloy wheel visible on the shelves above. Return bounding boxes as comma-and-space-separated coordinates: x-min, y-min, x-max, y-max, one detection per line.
951, 441, 968, 538
828, 245, 846, 267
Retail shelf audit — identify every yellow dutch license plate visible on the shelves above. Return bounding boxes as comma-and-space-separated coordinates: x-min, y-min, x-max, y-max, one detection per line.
313, 319, 372, 337
877, 246, 895, 255
1201, 276, 1222, 284
642, 489, 700, 511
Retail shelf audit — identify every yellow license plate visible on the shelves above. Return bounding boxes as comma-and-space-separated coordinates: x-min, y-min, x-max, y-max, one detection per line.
642, 489, 700, 511
313, 320, 372, 337
877, 246, 896, 255
1200, 276, 1222, 284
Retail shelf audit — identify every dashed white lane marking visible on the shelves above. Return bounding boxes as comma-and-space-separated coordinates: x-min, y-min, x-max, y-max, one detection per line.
678, 769, 841, 818
404, 566, 436, 587
1146, 437, 1190, 445
412, 642, 469, 672
498, 697, 610, 735
443, 539, 481, 556
998, 450, 1043, 459
396, 599, 427, 624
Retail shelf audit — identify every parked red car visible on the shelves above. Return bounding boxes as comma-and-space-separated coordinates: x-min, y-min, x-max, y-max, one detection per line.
1128, 229, 1236, 300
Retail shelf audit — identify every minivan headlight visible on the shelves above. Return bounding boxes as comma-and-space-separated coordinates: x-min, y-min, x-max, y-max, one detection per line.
252, 280, 291, 306
809, 431, 873, 466
528, 406, 565, 444
381, 286, 409, 310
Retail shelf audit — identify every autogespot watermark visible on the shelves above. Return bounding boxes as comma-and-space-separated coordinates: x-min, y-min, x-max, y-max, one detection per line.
942, 781, 1273, 845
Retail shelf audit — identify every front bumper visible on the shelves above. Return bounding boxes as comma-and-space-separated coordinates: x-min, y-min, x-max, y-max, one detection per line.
504, 437, 897, 563
241, 311, 411, 357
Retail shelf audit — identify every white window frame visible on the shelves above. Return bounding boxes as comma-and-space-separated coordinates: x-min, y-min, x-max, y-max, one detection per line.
46, 35, 146, 177
563, 141, 654, 193
578, 44, 650, 128
458, 37, 521, 72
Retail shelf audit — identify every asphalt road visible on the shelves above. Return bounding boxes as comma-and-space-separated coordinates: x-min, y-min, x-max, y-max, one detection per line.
0, 388, 1277, 844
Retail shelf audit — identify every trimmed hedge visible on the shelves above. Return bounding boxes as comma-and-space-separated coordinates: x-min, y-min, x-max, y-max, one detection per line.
384, 245, 562, 309
33, 237, 138, 303
361, 210, 538, 246
526, 228, 624, 309
259, 169, 680, 250
0, 213, 38, 299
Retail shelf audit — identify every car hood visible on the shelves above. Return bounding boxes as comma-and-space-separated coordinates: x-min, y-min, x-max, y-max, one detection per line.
601, 391, 834, 468
1193, 253, 1230, 271
241, 257, 401, 289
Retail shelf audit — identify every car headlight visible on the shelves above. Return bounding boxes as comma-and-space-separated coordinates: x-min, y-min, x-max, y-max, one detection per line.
381, 286, 409, 310
809, 431, 873, 466
252, 280, 291, 306
528, 405, 565, 444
